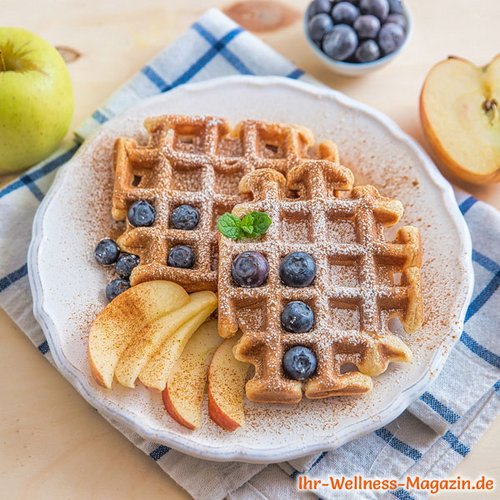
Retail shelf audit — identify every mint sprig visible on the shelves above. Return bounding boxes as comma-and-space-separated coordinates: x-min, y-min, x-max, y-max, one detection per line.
217, 211, 272, 240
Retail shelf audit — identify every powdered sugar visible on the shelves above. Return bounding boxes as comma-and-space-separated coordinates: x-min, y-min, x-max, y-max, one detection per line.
31, 78, 472, 462
218, 163, 423, 403
111, 116, 338, 293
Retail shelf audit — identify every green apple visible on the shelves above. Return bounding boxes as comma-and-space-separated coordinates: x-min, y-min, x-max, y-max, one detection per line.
0, 28, 74, 174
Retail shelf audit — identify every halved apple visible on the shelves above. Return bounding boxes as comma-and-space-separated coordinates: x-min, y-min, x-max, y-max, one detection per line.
420, 54, 500, 184
208, 335, 249, 431
88, 281, 189, 388
114, 291, 217, 388
162, 319, 223, 430
139, 300, 218, 390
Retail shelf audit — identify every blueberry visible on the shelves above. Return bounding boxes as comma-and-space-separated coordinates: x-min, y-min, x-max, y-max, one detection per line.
322, 24, 358, 61
388, 0, 404, 14
280, 252, 316, 287
105, 278, 130, 301
307, 0, 332, 18
231, 251, 269, 288
171, 204, 199, 230
331, 2, 359, 25
167, 245, 195, 268
281, 301, 315, 333
378, 22, 405, 54
128, 200, 155, 227
115, 253, 140, 278
94, 238, 120, 265
355, 39, 380, 62
308, 13, 334, 42
283, 346, 317, 381
354, 14, 380, 38
386, 13, 407, 30
359, 0, 389, 21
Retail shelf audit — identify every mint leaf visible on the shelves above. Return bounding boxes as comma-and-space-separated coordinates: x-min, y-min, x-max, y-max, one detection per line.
217, 211, 272, 240
245, 231, 262, 239
217, 213, 243, 240
250, 211, 272, 236
240, 213, 255, 234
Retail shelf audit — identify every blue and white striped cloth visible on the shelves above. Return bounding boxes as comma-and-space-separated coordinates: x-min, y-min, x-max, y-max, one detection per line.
0, 9, 498, 500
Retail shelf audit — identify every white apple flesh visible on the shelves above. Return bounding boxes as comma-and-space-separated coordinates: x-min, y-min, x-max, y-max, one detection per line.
114, 291, 217, 388
208, 336, 249, 431
420, 55, 500, 184
162, 319, 223, 430
139, 301, 218, 391
88, 281, 189, 389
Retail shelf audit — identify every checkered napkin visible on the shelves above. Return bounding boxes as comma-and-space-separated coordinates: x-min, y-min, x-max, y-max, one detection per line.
0, 9, 498, 500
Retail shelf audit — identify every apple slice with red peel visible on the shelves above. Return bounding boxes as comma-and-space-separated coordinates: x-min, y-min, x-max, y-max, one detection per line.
162, 319, 223, 430
208, 336, 249, 431
420, 54, 500, 184
114, 291, 217, 388
88, 281, 189, 389
139, 299, 218, 390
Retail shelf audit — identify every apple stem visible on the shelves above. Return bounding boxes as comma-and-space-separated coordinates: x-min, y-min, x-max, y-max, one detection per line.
0, 50, 6, 72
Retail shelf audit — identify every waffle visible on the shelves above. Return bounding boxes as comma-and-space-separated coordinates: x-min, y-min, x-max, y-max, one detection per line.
111, 115, 352, 292
217, 165, 423, 404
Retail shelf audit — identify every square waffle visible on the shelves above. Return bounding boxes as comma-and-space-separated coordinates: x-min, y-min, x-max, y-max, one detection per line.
111, 115, 351, 292
217, 164, 423, 404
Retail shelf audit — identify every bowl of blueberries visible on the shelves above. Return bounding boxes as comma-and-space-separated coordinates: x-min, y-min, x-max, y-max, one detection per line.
305, 0, 411, 76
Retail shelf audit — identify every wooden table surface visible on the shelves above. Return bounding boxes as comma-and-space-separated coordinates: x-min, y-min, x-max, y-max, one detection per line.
1, 1, 499, 498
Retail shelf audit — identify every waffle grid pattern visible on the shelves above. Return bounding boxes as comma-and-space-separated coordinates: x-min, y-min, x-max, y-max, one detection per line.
112, 115, 346, 291
218, 165, 423, 403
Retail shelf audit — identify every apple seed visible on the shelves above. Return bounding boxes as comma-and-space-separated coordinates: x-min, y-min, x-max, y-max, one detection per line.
482, 98, 498, 125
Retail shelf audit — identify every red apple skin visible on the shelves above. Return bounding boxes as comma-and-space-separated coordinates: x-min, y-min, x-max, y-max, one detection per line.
207, 385, 242, 432
419, 55, 500, 185
163, 385, 197, 431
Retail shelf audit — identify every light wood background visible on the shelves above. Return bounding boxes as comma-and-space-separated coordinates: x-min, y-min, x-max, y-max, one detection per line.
1, 1, 499, 499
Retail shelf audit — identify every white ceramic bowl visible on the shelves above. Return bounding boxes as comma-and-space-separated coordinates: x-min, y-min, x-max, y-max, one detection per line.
29, 76, 473, 463
304, 3, 413, 77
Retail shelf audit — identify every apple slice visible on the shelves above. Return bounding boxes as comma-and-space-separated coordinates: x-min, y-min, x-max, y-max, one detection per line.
114, 291, 217, 388
420, 54, 500, 184
88, 281, 189, 388
139, 299, 218, 390
208, 336, 249, 431
162, 319, 223, 430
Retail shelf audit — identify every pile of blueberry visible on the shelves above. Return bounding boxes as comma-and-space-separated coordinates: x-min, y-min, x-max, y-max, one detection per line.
94, 238, 138, 301
231, 250, 318, 381
94, 201, 200, 301
306, 0, 408, 63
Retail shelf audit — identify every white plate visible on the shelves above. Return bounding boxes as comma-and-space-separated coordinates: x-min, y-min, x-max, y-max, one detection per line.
28, 76, 474, 463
